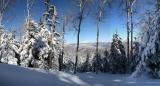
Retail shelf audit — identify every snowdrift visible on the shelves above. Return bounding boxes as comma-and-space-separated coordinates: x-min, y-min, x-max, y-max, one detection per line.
0, 64, 160, 86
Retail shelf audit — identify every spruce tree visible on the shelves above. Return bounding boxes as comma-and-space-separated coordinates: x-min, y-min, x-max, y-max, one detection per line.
19, 19, 39, 67
110, 32, 127, 74
0, 31, 20, 65
79, 52, 92, 72
102, 49, 109, 72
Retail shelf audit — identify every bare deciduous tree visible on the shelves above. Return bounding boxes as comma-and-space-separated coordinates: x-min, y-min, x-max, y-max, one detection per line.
0, 0, 10, 26
26, 0, 34, 27
59, 15, 70, 71
118, 0, 137, 72
125, 0, 137, 72
126, 0, 130, 65
0, 0, 17, 45
94, 0, 110, 74
130, 0, 136, 64
73, 0, 92, 74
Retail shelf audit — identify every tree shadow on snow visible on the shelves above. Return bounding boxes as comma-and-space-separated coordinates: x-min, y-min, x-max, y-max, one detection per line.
0, 64, 86, 86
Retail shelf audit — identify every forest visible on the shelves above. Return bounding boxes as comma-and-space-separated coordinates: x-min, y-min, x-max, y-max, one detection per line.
0, 0, 160, 86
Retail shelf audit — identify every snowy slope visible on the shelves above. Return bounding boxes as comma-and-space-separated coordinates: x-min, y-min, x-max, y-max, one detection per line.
0, 64, 160, 86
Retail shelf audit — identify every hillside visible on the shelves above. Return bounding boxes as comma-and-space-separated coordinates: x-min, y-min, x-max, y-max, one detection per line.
1, 64, 160, 86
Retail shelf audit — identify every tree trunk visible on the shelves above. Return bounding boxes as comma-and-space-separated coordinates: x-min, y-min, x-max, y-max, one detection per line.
126, 1, 130, 72
59, 17, 66, 71
48, 50, 52, 69
74, 14, 83, 74
27, 0, 30, 25
0, 13, 3, 27
95, 21, 100, 74
0, 13, 3, 46
130, 8, 133, 60
59, 48, 64, 71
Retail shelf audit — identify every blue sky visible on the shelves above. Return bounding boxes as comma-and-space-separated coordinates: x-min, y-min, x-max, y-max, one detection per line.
2, 0, 154, 43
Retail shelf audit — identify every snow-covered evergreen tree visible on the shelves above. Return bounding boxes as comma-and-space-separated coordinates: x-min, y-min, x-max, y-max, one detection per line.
19, 0, 61, 70
109, 32, 127, 74
132, 9, 160, 78
19, 19, 39, 67
92, 52, 102, 73
102, 49, 110, 72
42, 0, 61, 70
31, 22, 51, 69
79, 52, 92, 72
20, 19, 61, 70
0, 29, 20, 65
36, 20, 61, 70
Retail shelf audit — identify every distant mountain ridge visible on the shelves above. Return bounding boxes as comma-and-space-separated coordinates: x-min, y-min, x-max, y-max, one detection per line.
63, 42, 111, 63
65, 42, 111, 50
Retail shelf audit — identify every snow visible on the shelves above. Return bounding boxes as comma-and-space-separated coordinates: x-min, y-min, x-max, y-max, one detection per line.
1, 64, 160, 86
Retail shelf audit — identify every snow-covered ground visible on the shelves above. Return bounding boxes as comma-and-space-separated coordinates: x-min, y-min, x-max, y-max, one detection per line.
0, 64, 160, 86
